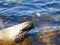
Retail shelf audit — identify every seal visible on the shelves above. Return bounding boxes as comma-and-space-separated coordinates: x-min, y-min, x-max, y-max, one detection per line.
0, 21, 34, 45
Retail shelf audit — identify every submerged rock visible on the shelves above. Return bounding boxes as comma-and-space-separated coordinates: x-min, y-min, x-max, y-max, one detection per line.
38, 27, 60, 45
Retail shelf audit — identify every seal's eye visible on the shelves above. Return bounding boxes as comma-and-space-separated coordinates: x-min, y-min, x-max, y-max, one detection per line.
20, 30, 23, 33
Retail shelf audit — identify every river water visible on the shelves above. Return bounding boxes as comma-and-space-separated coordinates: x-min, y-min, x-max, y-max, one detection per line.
0, 0, 60, 16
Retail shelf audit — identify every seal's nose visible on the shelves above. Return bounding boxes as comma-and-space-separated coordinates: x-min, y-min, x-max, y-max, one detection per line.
22, 21, 35, 31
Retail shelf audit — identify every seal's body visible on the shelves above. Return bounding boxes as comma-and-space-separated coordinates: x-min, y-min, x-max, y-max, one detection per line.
0, 21, 34, 45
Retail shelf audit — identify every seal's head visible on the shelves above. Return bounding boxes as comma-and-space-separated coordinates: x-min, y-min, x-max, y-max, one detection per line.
13, 21, 35, 43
